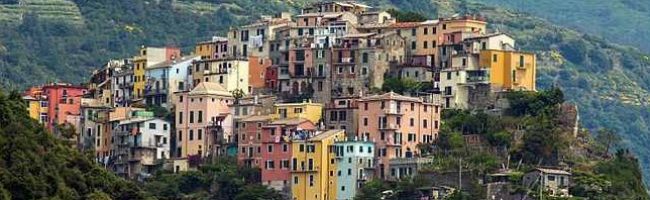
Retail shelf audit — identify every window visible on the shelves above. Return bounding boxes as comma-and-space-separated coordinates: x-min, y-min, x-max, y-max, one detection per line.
309, 175, 314, 187
410, 118, 415, 127
338, 67, 343, 74
178, 112, 183, 124
268, 145, 273, 153
283, 144, 288, 152
424, 27, 429, 35
294, 108, 303, 113
149, 123, 156, 129
493, 54, 497, 62
198, 129, 202, 140
189, 130, 194, 140
178, 131, 182, 141
330, 111, 338, 122
411, 103, 415, 111
308, 159, 313, 170
362, 53, 368, 63
424, 41, 428, 49
442, 24, 447, 30
294, 176, 299, 184
520, 55, 525, 67
411, 28, 416, 36
299, 144, 305, 152
423, 119, 428, 128
189, 111, 194, 123
447, 72, 452, 80
548, 175, 556, 181
363, 118, 368, 126
339, 111, 347, 121
411, 41, 416, 50
198, 111, 203, 123
364, 103, 368, 110
163, 124, 168, 130
341, 186, 346, 191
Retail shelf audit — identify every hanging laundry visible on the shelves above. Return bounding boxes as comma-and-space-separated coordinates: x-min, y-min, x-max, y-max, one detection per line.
250, 35, 264, 48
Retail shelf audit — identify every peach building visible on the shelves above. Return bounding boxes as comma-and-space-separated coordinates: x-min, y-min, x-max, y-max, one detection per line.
174, 82, 234, 159
357, 92, 440, 179
41, 83, 88, 131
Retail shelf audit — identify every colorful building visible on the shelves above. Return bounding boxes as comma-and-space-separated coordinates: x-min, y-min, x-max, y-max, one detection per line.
291, 129, 346, 200
40, 83, 88, 131
174, 82, 234, 159
480, 49, 537, 91
195, 36, 229, 60
191, 58, 250, 94
133, 47, 181, 99
261, 118, 317, 193
144, 55, 199, 108
273, 101, 323, 124
357, 92, 440, 179
333, 137, 375, 200
110, 111, 170, 179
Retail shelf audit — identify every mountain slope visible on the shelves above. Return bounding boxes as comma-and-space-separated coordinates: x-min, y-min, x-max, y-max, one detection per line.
472, 0, 650, 53
0, 0, 649, 186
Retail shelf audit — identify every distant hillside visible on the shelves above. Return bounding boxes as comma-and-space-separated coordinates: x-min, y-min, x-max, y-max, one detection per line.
0, 0, 650, 186
473, 0, 650, 53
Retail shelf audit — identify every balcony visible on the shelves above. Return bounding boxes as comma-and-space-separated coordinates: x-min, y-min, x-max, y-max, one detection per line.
335, 57, 355, 65
384, 108, 402, 115
379, 123, 400, 130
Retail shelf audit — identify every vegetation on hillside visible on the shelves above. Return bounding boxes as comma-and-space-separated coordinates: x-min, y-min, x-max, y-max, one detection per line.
0, 90, 148, 199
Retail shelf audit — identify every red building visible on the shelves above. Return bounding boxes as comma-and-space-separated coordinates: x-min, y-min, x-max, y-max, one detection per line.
260, 118, 316, 191
42, 83, 87, 131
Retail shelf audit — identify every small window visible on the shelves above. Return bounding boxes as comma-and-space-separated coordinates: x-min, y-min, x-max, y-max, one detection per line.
149, 123, 156, 129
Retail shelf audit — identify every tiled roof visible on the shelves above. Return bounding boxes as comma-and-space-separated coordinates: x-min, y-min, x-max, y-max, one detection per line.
390, 22, 420, 28
188, 82, 232, 97
296, 12, 342, 18
241, 115, 273, 122
360, 92, 422, 102
269, 118, 311, 126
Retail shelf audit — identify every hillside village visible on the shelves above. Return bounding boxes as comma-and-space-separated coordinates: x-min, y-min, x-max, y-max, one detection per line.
17, 1, 623, 199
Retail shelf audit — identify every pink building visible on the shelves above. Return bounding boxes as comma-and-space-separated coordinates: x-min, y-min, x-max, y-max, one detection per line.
41, 83, 88, 131
174, 82, 234, 159
357, 92, 440, 179
261, 118, 316, 191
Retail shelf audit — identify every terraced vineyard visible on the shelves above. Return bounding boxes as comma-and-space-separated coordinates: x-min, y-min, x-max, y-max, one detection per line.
0, 0, 83, 25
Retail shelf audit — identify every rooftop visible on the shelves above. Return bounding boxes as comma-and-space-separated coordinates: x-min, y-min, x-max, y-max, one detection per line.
534, 168, 571, 175
148, 56, 200, 69
309, 129, 344, 142
188, 82, 232, 97
269, 118, 311, 126
241, 115, 273, 122
360, 92, 423, 102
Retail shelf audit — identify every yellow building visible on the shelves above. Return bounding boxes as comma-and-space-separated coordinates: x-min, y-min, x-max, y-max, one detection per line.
24, 96, 42, 121
480, 50, 536, 91
133, 47, 181, 99
272, 100, 323, 123
292, 129, 345, 200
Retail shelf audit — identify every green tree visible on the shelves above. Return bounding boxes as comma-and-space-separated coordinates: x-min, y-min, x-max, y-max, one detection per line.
234, 185, 283, 200
355, 180, 389, 200
595, 128, 622, 155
